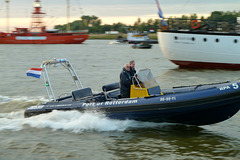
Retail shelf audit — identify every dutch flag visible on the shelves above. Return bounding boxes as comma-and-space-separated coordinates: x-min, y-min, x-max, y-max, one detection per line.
26, 68, 42, 79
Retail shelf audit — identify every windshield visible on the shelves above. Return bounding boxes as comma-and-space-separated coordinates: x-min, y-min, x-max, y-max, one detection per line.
136, 68, 158, 88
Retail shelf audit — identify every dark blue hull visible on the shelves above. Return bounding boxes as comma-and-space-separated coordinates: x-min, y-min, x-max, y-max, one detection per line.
24, 81, 240, 125
107, 97, 240, 125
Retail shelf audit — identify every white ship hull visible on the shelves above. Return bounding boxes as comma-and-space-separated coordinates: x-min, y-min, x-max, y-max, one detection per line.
157, 31, 240, 69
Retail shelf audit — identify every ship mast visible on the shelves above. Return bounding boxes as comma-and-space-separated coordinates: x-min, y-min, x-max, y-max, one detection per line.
30, 0, 45, 32
66, 0, 70, 32
5, 0, 9, 33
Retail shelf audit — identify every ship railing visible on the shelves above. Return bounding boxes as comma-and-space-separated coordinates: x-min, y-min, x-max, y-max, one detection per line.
159, 18, 240, 33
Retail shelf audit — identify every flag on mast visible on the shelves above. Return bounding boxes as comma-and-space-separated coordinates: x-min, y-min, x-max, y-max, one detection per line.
26, 68, 42, 78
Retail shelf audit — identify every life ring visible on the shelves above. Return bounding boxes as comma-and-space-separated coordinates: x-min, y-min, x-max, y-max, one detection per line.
191, 20, 201, 29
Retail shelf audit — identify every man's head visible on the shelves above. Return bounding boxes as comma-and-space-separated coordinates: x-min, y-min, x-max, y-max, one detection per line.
129, 60, 135, 68
124, 63, 130, 71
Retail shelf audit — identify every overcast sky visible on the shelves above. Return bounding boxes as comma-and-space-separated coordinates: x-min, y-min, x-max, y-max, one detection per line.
0, 0, 239, 31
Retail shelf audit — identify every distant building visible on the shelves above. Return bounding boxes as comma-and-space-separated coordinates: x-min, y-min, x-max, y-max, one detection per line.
105, 31, 119, 35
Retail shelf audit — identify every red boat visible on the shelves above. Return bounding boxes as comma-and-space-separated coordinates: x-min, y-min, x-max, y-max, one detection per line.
0, 0, 88, 44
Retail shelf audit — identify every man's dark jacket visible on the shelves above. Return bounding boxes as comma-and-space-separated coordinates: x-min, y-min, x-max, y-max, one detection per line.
120, 68, 132, 98
130, 67, 136, 77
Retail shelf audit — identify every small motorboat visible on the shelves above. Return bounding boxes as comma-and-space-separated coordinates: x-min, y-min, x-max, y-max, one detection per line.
132, 42, 152, 49
24, 59, 240, 125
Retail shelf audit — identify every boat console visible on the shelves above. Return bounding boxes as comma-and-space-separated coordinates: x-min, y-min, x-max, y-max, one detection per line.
130, 69, 162, 98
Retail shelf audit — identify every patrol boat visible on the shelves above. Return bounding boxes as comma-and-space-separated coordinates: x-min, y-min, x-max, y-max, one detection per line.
24, 59, 240, 125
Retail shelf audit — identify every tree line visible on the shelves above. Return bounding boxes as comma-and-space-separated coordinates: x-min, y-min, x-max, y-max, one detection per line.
54, 15, 161, 33
54, 11, 240, 33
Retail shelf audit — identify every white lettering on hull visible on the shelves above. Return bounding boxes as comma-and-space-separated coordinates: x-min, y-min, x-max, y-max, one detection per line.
82, 100, 138, 107
160, 96, 176, 102
218, 83, 239, 91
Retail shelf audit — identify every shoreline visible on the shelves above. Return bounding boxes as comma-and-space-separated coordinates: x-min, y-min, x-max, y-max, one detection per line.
88, 33, 157, 40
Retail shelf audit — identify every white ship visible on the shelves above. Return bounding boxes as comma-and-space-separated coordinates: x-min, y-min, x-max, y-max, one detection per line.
127, 31, 150, 43
127, 30, 158, 44
157, 18, 240, 69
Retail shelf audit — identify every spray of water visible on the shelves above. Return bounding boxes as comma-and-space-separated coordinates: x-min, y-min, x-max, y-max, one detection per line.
0, 109, 165, 133
0, 95, 172, 133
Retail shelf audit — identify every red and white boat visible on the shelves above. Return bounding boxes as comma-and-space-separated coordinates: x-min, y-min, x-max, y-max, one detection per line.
0, 0, 88, 44
157, 18, 240, 69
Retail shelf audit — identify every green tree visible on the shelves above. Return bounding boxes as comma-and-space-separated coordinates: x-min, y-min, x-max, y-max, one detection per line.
190, 13, 198, 19
100, 24, 112, 33
208, 11, 223, 21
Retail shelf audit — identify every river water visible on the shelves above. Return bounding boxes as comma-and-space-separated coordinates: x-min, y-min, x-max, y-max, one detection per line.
0, 40, 239, 160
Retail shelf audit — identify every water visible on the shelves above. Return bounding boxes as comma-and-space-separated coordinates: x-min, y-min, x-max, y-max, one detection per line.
0, 40, 239, 160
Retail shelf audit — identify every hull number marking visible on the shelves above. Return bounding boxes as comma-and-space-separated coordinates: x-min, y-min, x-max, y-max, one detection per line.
219, 83, 239, 91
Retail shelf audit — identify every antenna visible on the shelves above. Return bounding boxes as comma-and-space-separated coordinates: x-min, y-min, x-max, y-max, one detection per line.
66, 0, 70, 32
5, 0, 9, 33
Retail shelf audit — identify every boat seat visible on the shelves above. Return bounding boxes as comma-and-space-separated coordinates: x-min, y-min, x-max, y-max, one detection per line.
102, 82, 119, 92
147, 86, 162, 96
102, 82, 120, 100
72, 88, 93, 101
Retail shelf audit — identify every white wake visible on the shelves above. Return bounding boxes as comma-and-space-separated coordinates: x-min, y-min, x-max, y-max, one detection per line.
0, 110, 162, 133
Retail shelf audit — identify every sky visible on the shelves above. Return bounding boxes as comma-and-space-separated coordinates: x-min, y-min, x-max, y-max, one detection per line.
0, 0, 239, 32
